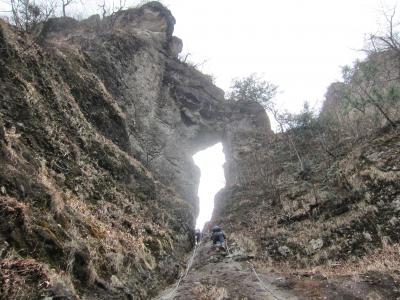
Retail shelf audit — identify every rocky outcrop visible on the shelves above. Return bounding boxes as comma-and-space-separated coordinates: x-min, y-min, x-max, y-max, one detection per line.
2, 2, 397, 299
213, 119, 400, 268
0, 2, 272, 299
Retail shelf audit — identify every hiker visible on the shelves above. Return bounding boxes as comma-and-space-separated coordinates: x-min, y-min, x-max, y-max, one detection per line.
195, 229, 202, 245
210, 225, 226, 250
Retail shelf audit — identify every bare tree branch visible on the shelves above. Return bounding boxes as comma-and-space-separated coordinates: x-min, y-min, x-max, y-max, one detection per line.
61, 0, 74, 17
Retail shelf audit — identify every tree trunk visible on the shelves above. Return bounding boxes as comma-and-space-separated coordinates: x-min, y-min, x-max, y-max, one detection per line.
372, 101, 396, 127
287, 133, 303, 170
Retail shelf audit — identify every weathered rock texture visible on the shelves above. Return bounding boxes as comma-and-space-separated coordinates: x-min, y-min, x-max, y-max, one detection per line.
2, 2, 398, 299
0, 2, 271, 299
213, 120, 400, 269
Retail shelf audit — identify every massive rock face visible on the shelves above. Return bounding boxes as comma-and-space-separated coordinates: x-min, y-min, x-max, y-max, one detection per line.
0, 2, 271, 299
39, 1, 272, 215
213, 109, 400, 271
1, 2, 399, 299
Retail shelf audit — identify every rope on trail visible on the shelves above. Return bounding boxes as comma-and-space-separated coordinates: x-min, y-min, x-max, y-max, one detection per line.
225, 239, 231, 255
161, 242, 199, 300
225, 239, 283, 300
246, 261, 285, 300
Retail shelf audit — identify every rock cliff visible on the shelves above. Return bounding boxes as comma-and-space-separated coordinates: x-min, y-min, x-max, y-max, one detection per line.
214, 124, 400, 261
0, 2, 271, 299
1, 2, 399, 299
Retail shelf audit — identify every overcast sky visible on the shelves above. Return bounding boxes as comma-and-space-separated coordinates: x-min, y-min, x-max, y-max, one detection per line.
166, 0, 400, 113
1, 0, 399, 229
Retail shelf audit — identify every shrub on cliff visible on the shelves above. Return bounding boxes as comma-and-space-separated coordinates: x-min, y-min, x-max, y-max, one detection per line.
228, 73, 278, 112
320, 8, 400, 140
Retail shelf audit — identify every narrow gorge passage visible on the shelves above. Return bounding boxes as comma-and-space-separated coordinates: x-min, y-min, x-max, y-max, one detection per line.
153, 239, 299, 300
1, 1, 399, 299
193, 143, 226, 230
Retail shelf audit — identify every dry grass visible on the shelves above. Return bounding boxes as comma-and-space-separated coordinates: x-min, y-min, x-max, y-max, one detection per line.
0, 257, 50, 299
261, 243, 400, 281
310, 243, 400, 278
0, 196, 30, 226
192, 283, 228, 300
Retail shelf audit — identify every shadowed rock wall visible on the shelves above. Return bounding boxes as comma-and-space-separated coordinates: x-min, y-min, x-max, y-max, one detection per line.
0, 2, 271, 299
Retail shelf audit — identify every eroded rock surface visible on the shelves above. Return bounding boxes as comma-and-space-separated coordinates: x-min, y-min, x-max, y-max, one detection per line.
1, 2, 398, 299
213, 124, 400, 264
153, 240, 299, 300
0, 2, 271, 299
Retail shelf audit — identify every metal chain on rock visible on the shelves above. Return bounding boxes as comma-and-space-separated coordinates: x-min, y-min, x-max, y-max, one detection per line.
161, 242, 199, 300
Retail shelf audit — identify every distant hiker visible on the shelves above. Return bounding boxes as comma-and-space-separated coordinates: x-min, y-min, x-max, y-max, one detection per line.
211, 225, 226, 250
195, 229, 202, 244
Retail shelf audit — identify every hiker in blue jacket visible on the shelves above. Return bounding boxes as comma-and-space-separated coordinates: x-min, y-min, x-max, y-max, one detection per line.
211, 225, 226, 250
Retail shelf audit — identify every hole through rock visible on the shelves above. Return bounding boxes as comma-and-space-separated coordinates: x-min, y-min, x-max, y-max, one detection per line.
193, 142, 226, 231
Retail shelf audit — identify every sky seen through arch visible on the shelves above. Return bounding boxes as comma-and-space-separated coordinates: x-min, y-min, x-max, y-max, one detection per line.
193, 143, 226, 231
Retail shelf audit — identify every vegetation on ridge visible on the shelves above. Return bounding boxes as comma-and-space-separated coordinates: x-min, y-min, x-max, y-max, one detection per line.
215, 9, 400, 284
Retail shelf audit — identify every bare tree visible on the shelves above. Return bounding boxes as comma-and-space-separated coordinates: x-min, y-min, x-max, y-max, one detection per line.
61, 0, 74, 17
97, 0, 108, 18
368, 7, 400, 57
334, 8, 400, 129
367, 7, 400, 84
97, 0, 128, 19
342, 58, 398, 127
7, 0, 57, 31
9, 0, 21, 27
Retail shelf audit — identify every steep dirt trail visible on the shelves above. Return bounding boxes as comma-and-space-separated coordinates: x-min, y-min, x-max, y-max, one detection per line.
153, 239, 299, 300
